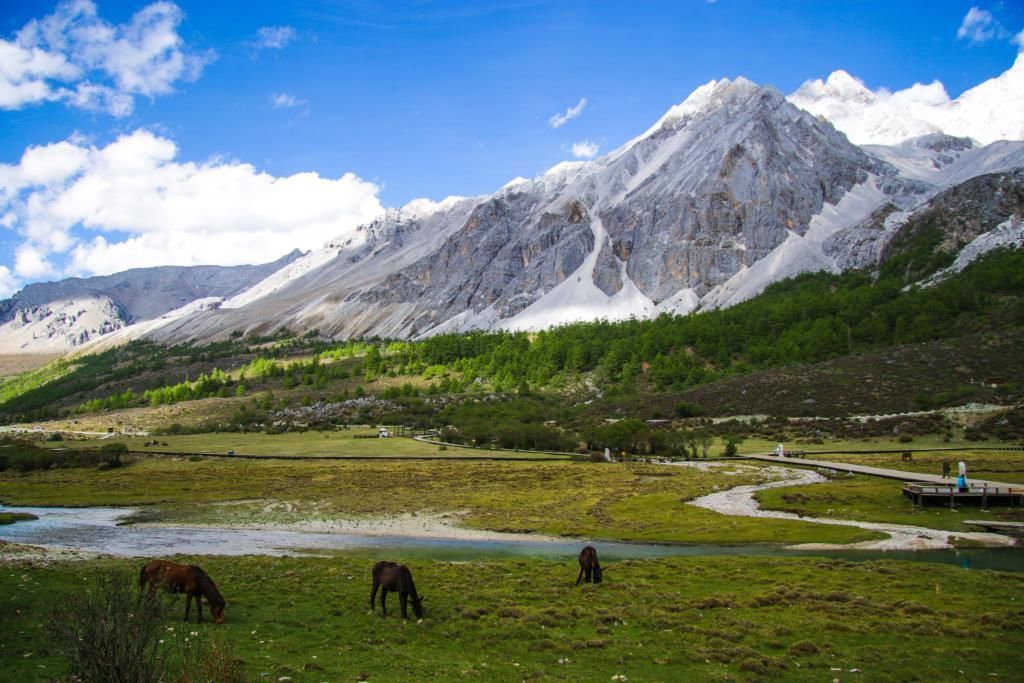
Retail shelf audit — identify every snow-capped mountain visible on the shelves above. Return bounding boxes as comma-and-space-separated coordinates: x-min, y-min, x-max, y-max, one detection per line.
4, 59, 1023, 353
788, 54, 1024, 146
138, 69, 1022, 347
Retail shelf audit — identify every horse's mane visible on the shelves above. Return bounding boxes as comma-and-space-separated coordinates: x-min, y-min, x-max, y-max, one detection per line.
190, 565, 225, 607
402, 567, 420, 601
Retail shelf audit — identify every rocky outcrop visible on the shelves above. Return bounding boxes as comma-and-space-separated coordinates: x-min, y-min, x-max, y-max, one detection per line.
0, 249, 304, 327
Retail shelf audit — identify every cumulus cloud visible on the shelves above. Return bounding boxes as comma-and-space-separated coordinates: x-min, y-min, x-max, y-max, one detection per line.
570, 140, 599, 159
14, 244, 57, 279
957, 6, 1007, 44
0, 266, 18, 298
0, 0, 214, 116
0, 129, 385, 285
549, 97, 587, 128
270, 92, 306, 109
253, 26, 297, 50
1014, 29, 1024, 51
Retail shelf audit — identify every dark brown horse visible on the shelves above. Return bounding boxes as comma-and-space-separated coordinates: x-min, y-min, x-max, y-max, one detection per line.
139, 559, 226, 624
370, 561, 424, 619
576, 545, 603, 585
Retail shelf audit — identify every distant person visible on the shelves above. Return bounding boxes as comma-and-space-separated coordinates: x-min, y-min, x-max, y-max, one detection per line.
942, 461, 950, 479
958, 461, 967, 477
774, 443, 784, 457
957, 472, 968, 493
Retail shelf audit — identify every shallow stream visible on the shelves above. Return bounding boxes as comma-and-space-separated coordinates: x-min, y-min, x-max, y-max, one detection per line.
2, 505, 1022, 572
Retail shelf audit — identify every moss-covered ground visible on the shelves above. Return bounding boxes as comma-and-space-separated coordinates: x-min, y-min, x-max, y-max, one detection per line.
0, 458, 882, 545
2, 553, 1023, 682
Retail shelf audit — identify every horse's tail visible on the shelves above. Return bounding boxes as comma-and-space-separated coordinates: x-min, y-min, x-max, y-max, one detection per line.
139, 563, 148, 590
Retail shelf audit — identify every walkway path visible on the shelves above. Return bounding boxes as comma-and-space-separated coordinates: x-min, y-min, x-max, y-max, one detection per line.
742, 454, 1020, 489
677, 462, 1017, 550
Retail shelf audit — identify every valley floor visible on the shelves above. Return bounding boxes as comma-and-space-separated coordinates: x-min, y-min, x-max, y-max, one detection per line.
1, 441, 1023, 680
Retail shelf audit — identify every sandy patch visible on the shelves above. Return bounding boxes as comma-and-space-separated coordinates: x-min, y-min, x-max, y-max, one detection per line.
681, 464, 1016, 551
0, 539, 108, 565
141, 510, 565, 544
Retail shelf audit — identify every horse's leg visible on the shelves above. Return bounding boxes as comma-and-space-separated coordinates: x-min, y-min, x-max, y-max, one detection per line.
575, 566, 585, 586
184, 593, 192, 622
380, 590, 388, 617
196, 593, 204, 623
399, 590, 408, 619
370, 578, 379, 613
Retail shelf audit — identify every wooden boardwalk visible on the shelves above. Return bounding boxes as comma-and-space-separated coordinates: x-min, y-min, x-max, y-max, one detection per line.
741, 453, 1020, 489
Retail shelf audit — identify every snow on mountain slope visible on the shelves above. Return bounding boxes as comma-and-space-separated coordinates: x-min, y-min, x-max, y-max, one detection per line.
789, 54, 1024, 145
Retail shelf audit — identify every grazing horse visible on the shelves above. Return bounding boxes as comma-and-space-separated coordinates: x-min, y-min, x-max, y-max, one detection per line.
139, 559, 226, 624
370, 561, 424, 619
576, 545, 603, 585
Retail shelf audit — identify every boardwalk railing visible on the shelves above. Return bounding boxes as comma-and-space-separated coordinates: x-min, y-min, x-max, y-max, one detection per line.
903, 482, 1024, 509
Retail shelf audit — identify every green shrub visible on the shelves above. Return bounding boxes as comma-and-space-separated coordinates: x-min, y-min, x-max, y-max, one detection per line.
47, 571, 169, 683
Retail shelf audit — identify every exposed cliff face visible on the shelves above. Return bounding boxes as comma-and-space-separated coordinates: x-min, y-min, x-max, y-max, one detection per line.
879, 168, 1024, 275
0, 296, 126, 353
594, 83, 882, 302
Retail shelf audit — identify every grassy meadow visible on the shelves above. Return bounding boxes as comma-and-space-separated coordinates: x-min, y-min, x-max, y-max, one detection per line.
0, 457, 883, 545
2, 553, 1023, 682
61, 430, 570, 459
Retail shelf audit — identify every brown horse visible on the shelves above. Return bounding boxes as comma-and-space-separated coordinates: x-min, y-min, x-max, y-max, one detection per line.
370, 561, 424, 619
139, 559, 226, 624
576, 545, 603, 585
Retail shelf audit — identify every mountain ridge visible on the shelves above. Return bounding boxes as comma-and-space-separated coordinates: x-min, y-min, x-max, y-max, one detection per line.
3, 61, 1023, 354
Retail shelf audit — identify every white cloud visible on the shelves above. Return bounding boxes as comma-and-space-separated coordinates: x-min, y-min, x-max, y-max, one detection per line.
0, 266, 18, 298
270, 92, 306, 109
1014, 29, 1024, 51
0, 129, 385, 280
15, 244, 57, 279
0, 0, 213, 116
549, 97, 587, 128
957, 6, 1006, 44
253, 26, 296, 50
570, 140, 599, 159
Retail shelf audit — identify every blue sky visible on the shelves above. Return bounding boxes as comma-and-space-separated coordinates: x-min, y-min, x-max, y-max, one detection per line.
1, 0, 1022, 295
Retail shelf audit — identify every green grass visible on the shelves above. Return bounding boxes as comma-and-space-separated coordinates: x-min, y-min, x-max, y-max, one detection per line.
0, 458, 881, 545
756, 473, 1024, 532
63, 431, 569, 459
2, 554, 1023, 682
0, 512, 36, 525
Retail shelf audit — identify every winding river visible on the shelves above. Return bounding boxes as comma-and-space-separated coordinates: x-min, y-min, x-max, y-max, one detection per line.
2, 504, 1023, 572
